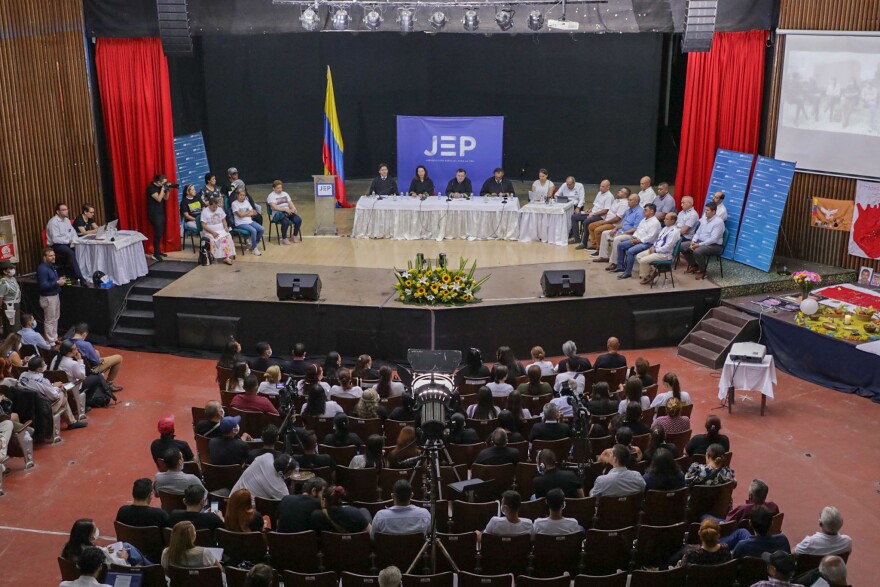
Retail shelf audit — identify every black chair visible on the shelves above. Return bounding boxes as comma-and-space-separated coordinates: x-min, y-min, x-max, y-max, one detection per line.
341, 573, 381, 587
633, 523, 687, 569
215, 529, 267, 564
581, 526, 636, 576
436, 532, 478, 573
451, 500, 498, 533
530, 532, 584, 577
403, 572, 455, 587
266, 530, 320, 573
642, 488, 689, 526
167, 564, 225, 587
283, 571, 339, 587
373, 532, 425, 573
321, 531, 374, 574
572, 573, 628, 587
113, 522, 164, 563
629, 566, 687, 587
683, 559, 738, 587
108, 563, 166, 587
480, 533, 531, 576
458, 572, 514, 587
594, 493, 643, 530
516, 576, 571, 587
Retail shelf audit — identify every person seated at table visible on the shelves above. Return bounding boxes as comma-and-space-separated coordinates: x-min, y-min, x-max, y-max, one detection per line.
608, 202, 660, 279
231, 187, 264, 256
554, 176, 586, 242
266, 180, 302, 245
178, 185, 202, 233
586, 187, 631, 251
682, 201, 725, 279
368, 163, 398, 195
200, 197, 235, 265
408, 165, 435, 196
574, 180, 613, 249
636, 212, 680, 285
46, 202, 86, 286
445, 168, 473, 197
72, 204, 98, 236
530, 168, 554, 201
480, 167, 515, 196
595, 193, 643, 265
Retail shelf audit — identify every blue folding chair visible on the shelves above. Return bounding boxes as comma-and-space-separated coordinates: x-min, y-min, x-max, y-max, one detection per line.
650, 238, 683, 289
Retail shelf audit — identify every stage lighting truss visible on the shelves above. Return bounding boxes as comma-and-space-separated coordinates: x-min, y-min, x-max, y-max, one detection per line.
300, 5, 321, 30
494, 6, 514, 31
397, 7, 415, 32
462, 8, 479, 31
332, 7, 350, 30
363, 6, 383, 30
527, 9, 544, 30
428, 8, 448, 30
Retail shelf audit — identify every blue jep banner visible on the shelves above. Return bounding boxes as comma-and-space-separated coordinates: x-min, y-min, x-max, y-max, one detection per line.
396, 116, 504, 194
705, 148, 755, 260
173, 132, 210, 206
734, 156, 797, 272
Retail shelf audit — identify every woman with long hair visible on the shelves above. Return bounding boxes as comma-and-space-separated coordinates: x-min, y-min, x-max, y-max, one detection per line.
526, 346, 554, 376
504, 390, 532, 427
226, 361, 249, 393
642, 447, 685, 490
388, 426, 420, 468
352, 354, 379, 381
61, 518, 150, 566
467, 386, 500, 420
617, 376, 651, 414
311, 485, 372, 533
685, 415, 730, 456
329, 368, 363, 399
515, 364, 552, 397
388, 393, 417, 421
644, 425, 680, 461
496, 410, 525, 443
652, 398, 691, 434
353, 389, 386, 420
409, 165, 435, 196
486, 364, 514, 398
301, 383, 344, 417
0, 333, 22, 377
161, 521, 221, 569
650, 372, 692, 408
323, 412, 363, 447
349, 434, 386, 469
586, 382, 617, 416
680, 518, 732, 565
375, 365, 405, 398
631, 357, 653, 387
454, 347, 491, 387
685, 443, 735, 487
323, 352, 342, 386
296, 363, 331, 397
494, 346, 525, 385
217, 338, 242, 370
225, 489, 266, 532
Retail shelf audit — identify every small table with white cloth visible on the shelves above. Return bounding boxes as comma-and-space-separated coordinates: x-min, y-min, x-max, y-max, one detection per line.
351, 195, 520, 241
518, 200, 577, 246
75, 230, 149, 286
717, 355, 777, 416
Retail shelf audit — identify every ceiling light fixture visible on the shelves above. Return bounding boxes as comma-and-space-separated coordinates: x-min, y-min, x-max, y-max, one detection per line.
363, 7, 382, 30
397, 7, 414, 32
332, 8, 350, 30
494, 7, 514, 31
527, 9, 544, 31
300, 6, 321, 31
429, 9, 448, 30
463, 9, 479, 31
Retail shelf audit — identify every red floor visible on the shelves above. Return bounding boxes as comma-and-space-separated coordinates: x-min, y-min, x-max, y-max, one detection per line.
1, 345, 877, 585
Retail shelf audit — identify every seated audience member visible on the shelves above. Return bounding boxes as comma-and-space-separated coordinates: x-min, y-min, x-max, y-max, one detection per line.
248, 425, 281, 464
680, 518, 732, 566
388, 426, 421, 467
651, 372, 692, 408
301, 383, 344, 418
676, 195, 699, 242
505, 389, 532, 421
375, 365, 405, 398
496, 410, 526, 443
532, 449, 584, 499
18, 314, 51, 350
794, 506, 852, 556
70, 323, 123, 391
179, 185, 201, 233
708, 191, 728, 221
168, 484, 224, 531
116, 478, 171, 528
596, 193, 643, 264
217, 339, 243, 370
486, 365, 514, 398
61, 518, 149, 567
352, 354, 380, 382
621, 402, 651, 436
225, 488, 267, 533
454, 347, 491, 387
685, 443, 735, 487
516, 364, 552, 397
686, 415, 729, 456
585, 382, 617, 416
324, 412, 364, 447
281, 342, 311, 376
266, 180, 302, 244
298, 364, 332, 398
388, 393, 418, 421
529, 403, 571, 442
805, 555, 849, 587
652, 182, 676, 221
681, 201, 724, 279
549, 383, 576, 418
554, 361, 585, 395
155, 447, 205, 495
752, 551, 801, 587
60, 545, 113, 587
585, 186, 630, 250
590, 444, 646, 497
495, 345, 526, 385
310, 485, 372, 533
593, 337, 627, 370
467, 386, 501, 419
371, 479, 431, 536
636, 212, 681, 285
231, 375, 279, 416
447, 413, 480, 444
294, 431, 336, 470
643, 425, 679, 461
642, 447, 685, 491
195, 400, 224, 438
244, 564, 274, 587
18, 356, 86, 431
226, 362, 249, 393
349, 434, 386, 469
208, 416, 250, 465
526, 346, 555, 376
379, 566, 403, 587
598, 426, 643, 463
276, 477, 327, 533
0, 333, 23, 373
330, 368, 363, 399
258, 365, 283, 396
610, 202, 661, 279
557, 340, 592, 373
652, 398, 691, 434
161, 521, 221, 570
322, 352, 342, 386
249, 341, 275, 373
617, 377, 651, 414
51, 340, 117, 408
482, 490, 533, 536
475, 428, 520, 466
533, 488, 583, 535
726, 478, 779, 522
352, 389, 386, 420
630, 357, 654, 387
573, 180, 613, 247
150, 416, 194, 463
731, 505, 791, 559
231, 452, 298, 500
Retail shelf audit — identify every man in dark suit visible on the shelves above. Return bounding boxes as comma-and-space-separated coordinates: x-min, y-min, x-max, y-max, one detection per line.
528, 404, 571, 442
474, 428, 520, 466
479, 167, 515, 196
593, 336, 627, 370
445, 169, 473, 196
368, 163, 398, 195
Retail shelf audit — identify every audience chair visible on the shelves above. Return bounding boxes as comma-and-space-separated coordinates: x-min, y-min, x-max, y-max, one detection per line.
572, 572, 628, 587
737, 556, 768, 587
451, 500, 499, 533
458, 378, 492, 395
162, 527, 214, 547
718, 451, 733, 469
458, 394, 478, 410
311, 466, 335, 486
683, 559, 737, 587
581, 526, 636, 576
768, 511, 785, 535
167, 564, 224, 587
663, 429, 693, 456
593, 368, 627, 391
466, 418, 498, 441
438, 466, 468, 501
685, 519, 739, 544
113, 521, 164, 563
516, 576, 570, 587
227, 407, 266, 438
633, 523, 687, 569
795, 551, 850, 577
194, 434, 212, 464
471, 463, 515, 501
629, 566, 686, 587
458, 572, 514, 587
219, 390, 238, 409
539, 373, 557, 386
514, 462, 539, 500
521, 394, 553, 416
479, 533, 532, 576
594, 493, 643, 530
215, 367, 233, 392
157, 488, 187, 512
215, 528, 267, 564
254, 496, 281, 521
639, 407, 655, 427
564, 496, 597, 532
490, 395, 509, 411
183, 460, 202, 476
320, 531, 374, 574
335, 466, 380, 502
352, 499, 393, 518
319, 444, 357, 466
580, 462, 609, 496
580, 370, 596, 390
649, 238, 683, 289
301, 415, 335, 441
508, 440, 529, 462
225, 565, 279, 587
348, 417, 383, 440
412, 499, 450, 534
705, 228, 729, 278
518, 498, 548, 521
530, 532, 584, 577
7, 426, 35, 470
282, 571, 339, 587
374, 532, 426, 573
385, 419, 413, 439
641, 488, 689, 526
646, 364, 661, 384
341, 573, 381, 587
630, 433, 651, 454
109, 563, 166, 587
447, 442, 484, 468
435, 532, 478, 573
403, 572, 455, 587
182, 218, 200, 251
530, 438, 572, 462
686, 481, 735, 522
57, 556, 80, 582
379, 468, 423, 500
588, 415, 615, 435
378, 394, 403, 412
201, 463, 244, 493
334, 396, 360, 414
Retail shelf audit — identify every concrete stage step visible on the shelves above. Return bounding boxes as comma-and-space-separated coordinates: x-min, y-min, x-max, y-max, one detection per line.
131, 277, 176, 296
117, 309, 155, 330
677, 306, 758, 370
111, 326, 155, 347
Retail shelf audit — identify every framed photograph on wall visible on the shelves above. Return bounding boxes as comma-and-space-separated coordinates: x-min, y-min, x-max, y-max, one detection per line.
858, 266, 874, 286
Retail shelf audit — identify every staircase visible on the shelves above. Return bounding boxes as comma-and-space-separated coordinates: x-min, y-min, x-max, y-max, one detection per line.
677, 306, 758, 369
111, 260, 196, 348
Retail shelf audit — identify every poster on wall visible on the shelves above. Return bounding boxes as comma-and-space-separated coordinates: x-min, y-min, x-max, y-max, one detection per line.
0, 216, 18, 262
848, 180, 880, 259
811, 197, 854, 231
704, 149, 755, 259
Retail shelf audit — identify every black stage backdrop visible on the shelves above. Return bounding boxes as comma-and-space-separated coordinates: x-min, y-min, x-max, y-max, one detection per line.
191, 33, 663, 184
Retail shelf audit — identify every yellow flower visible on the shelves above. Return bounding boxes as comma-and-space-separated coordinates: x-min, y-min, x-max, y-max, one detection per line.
430, 284, 440, 294
404, 279, 413, 287
399, 295, 405, 301
454, 275, 462, 282
441, 273, 452, 283
426, 270, 433, 277
416, 286, 427, 296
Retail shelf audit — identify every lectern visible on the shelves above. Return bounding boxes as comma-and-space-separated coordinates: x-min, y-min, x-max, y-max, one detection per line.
312, 175, 338, 235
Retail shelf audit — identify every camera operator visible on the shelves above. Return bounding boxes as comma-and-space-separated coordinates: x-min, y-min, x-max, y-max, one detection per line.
147, 174, 177, 262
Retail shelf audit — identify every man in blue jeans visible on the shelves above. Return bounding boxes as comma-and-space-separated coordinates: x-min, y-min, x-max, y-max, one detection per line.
611, 203, 660, 279
230, 187, 265, 255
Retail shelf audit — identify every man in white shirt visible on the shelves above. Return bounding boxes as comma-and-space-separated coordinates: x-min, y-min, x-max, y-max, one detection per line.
59, 546, 113, 587
576, 179, 614, 250
266, 180, 302, 245
637, 176, 656, 207
589, 445, 646, 497
599, 194, 643, 266
19, 356, 86, 431
482, 490, 533, 537
795, 506, 852, 556
676, 196, 700, 242
554, 361, 585, 395
652, 182, 677, 221
371, 480, 431, 536
636, 213, 681, 284
705, 191, 728, 222
587, 187, 631, 252
610, 203, 661, 279
46, 202, 86, 285
682, 202, 725, 279
532, 488, 583, 535
554, 177, 586, 243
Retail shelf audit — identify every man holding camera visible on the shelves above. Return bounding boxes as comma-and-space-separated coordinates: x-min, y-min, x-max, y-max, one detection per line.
147, 174, 175, 262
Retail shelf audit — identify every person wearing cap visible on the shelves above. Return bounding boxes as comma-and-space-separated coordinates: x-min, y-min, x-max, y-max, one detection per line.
479, 167, 515, 196
150, 415, 195, 464
0, 260, 21, 336
230, 375, 279, 416
154, 446, 205, 495
208, 416, 250, 466
266, 180, 302, 245
200, 172, 223, 207
749, 550, 804, 586
146, 175, 170, 262
70, 322, 124, 392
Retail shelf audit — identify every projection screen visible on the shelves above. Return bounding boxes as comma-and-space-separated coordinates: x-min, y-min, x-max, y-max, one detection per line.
775, 32, 880, 179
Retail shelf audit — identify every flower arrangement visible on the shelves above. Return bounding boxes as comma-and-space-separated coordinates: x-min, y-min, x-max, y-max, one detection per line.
792, 270, 822, 299
393, 255, 490, 306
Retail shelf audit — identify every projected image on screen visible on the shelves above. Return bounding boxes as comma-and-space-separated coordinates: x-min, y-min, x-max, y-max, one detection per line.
775, 34, 880, 179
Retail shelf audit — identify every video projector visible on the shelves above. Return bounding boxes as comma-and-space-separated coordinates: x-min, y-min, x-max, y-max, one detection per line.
729, 342, 766, 364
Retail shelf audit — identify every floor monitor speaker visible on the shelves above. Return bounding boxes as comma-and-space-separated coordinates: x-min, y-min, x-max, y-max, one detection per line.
276, 273, 322, 301
540, 270, 585, 297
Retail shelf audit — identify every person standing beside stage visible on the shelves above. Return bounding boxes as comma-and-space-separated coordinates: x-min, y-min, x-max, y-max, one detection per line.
368, 163, 398, 195
266, 180, 302, 245
146, 175, 170, 262
199, 173, 223, 207
480, 167, 515, 196
0, 261, 22, 336
530, 169, 554, 201
72, 204, 98, 236
200, 197, 235, 266
408, 165, 435, 196
682, 201, 724, 279
179, 185, 202, 232
37, 248, 66, 344
231, 187, 264, 256
46, 202, 86, 286
446, 169, 473, 197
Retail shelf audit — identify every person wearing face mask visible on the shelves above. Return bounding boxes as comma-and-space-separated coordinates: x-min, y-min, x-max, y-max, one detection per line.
18, 356, 87, 431
61, 518, 151, 568
0, 261, 21, 336
17, 313, 50, 350
249, 341, 277, 373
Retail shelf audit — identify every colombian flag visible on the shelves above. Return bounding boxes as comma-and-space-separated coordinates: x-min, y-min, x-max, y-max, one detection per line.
323, 66, 352, 208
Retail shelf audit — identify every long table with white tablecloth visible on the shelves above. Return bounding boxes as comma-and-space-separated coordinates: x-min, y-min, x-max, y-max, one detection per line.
75, 230, 149, 285
518, 200, 576, 246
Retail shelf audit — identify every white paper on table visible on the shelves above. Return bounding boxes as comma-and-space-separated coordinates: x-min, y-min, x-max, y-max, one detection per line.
112, 575, 132, 587
855, 339, 880, 356
207, 547, 224, 561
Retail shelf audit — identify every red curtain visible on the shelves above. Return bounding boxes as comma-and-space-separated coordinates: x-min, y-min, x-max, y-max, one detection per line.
674, 30, 768, 212
95, 38, 180, 253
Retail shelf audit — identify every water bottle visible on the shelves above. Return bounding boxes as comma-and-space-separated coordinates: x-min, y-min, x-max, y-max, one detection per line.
294, 459, 300, 474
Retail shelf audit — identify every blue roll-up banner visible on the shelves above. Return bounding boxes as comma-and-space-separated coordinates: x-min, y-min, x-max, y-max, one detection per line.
396, 116, 504, 193
173, 132, 210, 205
705, 149, 755, 260
734, 156, 797, 272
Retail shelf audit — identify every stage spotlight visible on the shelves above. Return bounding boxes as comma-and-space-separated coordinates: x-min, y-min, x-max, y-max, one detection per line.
462, 9, 479, 31
397, 8, 414, 33
494, 7, 514, 31
300, 6, 320, 31
363, 7, 382, 30
429, 9, 448, 30
527, 9, 544, 31
332, 8, 350, 30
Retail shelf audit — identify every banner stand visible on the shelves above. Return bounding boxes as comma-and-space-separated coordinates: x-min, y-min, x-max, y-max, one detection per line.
313, 175, 338, 235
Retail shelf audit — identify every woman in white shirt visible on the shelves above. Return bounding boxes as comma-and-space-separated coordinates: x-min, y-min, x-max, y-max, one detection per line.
296, 364, 332, 398
266, 180, 303, 244
329, 368, 364, 399
530, 169, 555, 201
554, 363, 586, 395
161, 521, 221, 570
230, 187, 264, 256
258, 365, 283, 396
200, 197, 235, 265
526, 346, 555, 376
375, 365, 406, 398
301, 383, 344, 418
650, 372, 692, 408
617, 377, 651, 414
486, 364, 514, 398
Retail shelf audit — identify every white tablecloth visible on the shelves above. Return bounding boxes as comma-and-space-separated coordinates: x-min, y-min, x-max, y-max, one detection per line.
518, 200, 576, 246
717, 355, 777, 400
352, 196, 520, 241
75, 230, 149, 285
